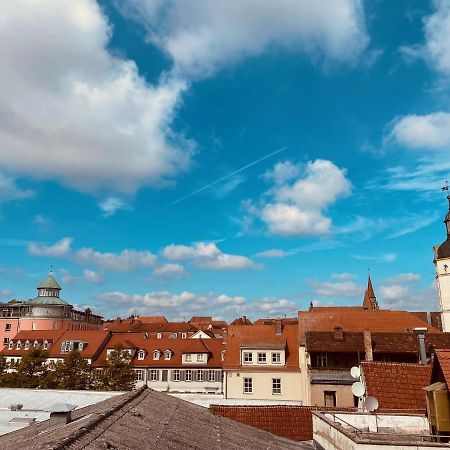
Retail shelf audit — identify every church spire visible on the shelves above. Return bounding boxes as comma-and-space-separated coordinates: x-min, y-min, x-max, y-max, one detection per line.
363, 276, 379, 310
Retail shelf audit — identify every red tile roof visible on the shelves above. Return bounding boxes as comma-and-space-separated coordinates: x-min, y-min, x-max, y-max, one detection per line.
224, 324, 298, 371
361, 361, 431, 413
298, 309, 440, 344
434, 350, 450, 388
210, 405, 354, 442
138, 316, 168, 324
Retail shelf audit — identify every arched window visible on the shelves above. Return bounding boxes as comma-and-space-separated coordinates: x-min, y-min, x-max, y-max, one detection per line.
138, 350, 146, 360
24, 340, 30, 350
16, 340, 21, 350
153, 350, 160, 360
164, 350, 172, 360
43, 340, 49, 350
33, 340, 39, 348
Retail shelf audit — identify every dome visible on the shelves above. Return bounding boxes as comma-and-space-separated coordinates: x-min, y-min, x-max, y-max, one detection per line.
37, 274, 61, 290
27, 295, 70, 306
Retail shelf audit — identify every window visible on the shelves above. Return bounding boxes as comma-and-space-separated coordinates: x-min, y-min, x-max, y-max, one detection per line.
185, 370, 192, 382
185, 354, 192, 362
181, 332, 187, 339
43, 340, 49, 350
137, 350, 145, 360
149, 369, 159, 381
170, 332, 177, 339
197, 354, 204, 362
173, 370, 180, 382
33, 340, 39, 348
243, 352, 253, 364
24, 341, 30, 350
243, 377, 253, 394
5, 323, 11, 332
8, 341, 14, 350
3, 337, 9, 346
272, 378, 282, 395
16, 341, 21, 350
257, 352, 267, 364
157, 332, 162, 339
164, 350, 172, 360
272, 353, 281, 364
134, 370, 144, 381
316, 352, 328, 367
153, 350, 160, 360
208, 370, 216, 382
324, 391, 336, 407
197, 370, 204, 382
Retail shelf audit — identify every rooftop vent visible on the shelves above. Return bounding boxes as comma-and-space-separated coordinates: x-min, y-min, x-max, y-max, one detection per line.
9, 404, 23, 411
48, 403, 77, 427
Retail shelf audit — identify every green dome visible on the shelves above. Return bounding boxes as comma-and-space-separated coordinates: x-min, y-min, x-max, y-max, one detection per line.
37, 274, 61, 290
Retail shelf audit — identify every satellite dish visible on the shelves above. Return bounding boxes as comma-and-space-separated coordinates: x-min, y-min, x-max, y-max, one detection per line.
365, 396, 379, 412
351, 381, 365, 397
350, 366, 361, 379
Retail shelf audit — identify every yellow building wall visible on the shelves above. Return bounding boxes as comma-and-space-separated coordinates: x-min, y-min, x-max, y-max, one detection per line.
310, 384, 355, 407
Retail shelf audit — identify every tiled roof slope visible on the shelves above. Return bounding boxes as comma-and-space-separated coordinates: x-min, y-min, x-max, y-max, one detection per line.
361, 361, 431, 413
224, 324, 299, 370
298, 309, 440, 344
211, 405, 355, 442
0, 388, 306, 450
434, 350, 450, 387
306, 331, 450, 353
411, 311, 443, 331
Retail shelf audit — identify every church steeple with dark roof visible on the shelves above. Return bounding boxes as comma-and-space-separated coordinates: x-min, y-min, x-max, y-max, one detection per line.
437, 193, 450, 260
363, 276, 379, 310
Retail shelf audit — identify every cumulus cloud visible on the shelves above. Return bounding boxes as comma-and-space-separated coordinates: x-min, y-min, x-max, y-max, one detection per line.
254, 249, 289, 259
385, 273, 421, 284
0, 0, 192, 194
389, 112, 450, 151
162, 242, 255, 270
244, 159, 352, 236
309, 279, 362, 298
0, 289, 13, 299
0, 172, 34, 204
152, 263, 188, 279
97, 289, 296, 319
83, 269, 103, 284
120, 0, 369, 78
331, 273, 355, 280
98, 198, 131, 217
28, 237, 157, 272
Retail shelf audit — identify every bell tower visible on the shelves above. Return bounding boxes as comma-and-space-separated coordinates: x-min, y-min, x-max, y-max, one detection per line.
434, 190, 450, 331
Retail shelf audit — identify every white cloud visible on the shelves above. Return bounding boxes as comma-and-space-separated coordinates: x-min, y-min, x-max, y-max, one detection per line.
351, 253, 397, 263
309, 279, 362, 298
152, 263, 188, 279
331, 273, 355, 280
29, 237, 73, 258
245, 159, 352, 236
83, 269, 103, 284
0, 0, 192, 193
389, 112, 450, 151
254, 249, 289, 259
386, 273, 421, 284
379, 279, 438, 310
162, 242, 255, 270
28, 237, 157, 272
120, 0, 369, 78
0, 289, 12, 299
98, 197, 131, 217
263, 161, 300, 185
0, 172, 34, 204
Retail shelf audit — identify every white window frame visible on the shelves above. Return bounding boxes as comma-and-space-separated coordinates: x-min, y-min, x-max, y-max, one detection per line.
170, 332, 177, 339
173, 369, 180, 382
16, 341, 21, 350
149, 369, 158, 382
8, 341, 14, 350
272, 378, 282, 395
164, 350, 172, 360
153, 350, 160, 360
137, 350, 145, 360
185, 353, 192, 362
185, 370, 192, 382
24, 341, 30, 350
257, 352, 267, 364
181, 332, 187, 339
197, 370, 204, 382
43, 340, 49, 350
197, 354, 204, 362
316, 352, 327, 367
208, 370, 216, 382
134, 369, 144, 381
243, 352, 253, 364
33, 340, 39, 348
157, 332, 162, 339
5, 323, 11, 332
243, 377, 253, 394
271, 352, 281, 364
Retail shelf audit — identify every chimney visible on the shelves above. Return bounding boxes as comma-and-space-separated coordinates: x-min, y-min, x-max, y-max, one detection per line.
413, 327, 428, 364
48, 404, 76, 427
333, 326, 344, 341
275, 319, 283, 336
363, 330, 373, 361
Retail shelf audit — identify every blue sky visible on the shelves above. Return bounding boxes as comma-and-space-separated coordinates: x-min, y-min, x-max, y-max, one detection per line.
0, 0, 449, 320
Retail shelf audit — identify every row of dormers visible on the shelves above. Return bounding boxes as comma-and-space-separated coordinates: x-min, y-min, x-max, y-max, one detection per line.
8, 339, 51, 351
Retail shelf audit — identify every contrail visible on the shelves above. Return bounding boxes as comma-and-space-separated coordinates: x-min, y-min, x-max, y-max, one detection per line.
160, 146, 287, 210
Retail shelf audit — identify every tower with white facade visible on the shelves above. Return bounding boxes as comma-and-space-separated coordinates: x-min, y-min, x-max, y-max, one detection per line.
434, 193, 450, 331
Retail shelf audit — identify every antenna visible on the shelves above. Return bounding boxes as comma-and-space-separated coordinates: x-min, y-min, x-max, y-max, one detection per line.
365, 396, 379, 412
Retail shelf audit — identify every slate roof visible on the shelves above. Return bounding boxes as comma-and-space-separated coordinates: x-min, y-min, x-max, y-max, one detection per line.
361, 361, 432, 413
210, 405, 355, 442
0, 388, 306, 449
298, 308, 440, 344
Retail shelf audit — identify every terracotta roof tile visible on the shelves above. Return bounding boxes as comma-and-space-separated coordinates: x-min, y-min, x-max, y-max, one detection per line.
361, 361, 431, 413
434, 350, 450, 387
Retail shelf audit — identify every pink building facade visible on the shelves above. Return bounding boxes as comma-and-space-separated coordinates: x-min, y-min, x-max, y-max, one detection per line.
0, 274, 102, 348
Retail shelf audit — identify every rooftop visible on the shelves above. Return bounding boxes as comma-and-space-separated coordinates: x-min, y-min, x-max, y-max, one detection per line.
0, 388, 308, 449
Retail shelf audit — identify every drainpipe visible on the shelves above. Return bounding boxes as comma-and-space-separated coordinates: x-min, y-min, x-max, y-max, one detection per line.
413, 327, 428, 364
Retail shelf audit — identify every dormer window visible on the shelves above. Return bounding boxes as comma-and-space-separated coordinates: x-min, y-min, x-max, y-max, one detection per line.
182, 332, 187, 339
8, 341, 13, 350
43, 340, 49, 350
153, 350, 161, 360
16, 341, 21, 350
164, 350, 172, 360
138, 350, 146, 360
185, 353, 192, 362
24, 341, 30, 350
170, 332, 177, 339
157, 332, 162, 339
33, 340, 39, 348
221, 350, 225, 362
197, 354, 204, 362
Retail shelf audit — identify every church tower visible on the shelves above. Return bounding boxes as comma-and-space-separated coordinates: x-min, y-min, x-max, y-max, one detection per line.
434, 193, 450, 331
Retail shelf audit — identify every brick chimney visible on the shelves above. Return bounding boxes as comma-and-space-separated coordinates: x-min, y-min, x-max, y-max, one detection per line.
275, 319, 283, 336
333, 326, 344, 341
363, 330, 373, 361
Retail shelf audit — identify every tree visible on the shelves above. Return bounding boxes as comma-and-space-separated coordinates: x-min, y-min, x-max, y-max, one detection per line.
96, 344, 135, 391
0, 355, 8, 384
54, 350, 91, 390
